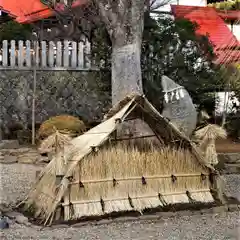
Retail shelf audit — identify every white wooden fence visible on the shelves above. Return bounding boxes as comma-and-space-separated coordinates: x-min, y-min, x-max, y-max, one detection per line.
0, 39, 95, 70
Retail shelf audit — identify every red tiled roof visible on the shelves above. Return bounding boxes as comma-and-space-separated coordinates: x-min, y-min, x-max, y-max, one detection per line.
0, 7, 16, 18
0, 0, 86, 23
171, 5, 240, 64
215, 49, 240, 64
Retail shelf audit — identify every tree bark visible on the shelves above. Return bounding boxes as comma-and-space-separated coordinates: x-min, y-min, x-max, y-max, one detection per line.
95, 0, 145, 105
111, 40, 143, 105
95, 0, 153, 139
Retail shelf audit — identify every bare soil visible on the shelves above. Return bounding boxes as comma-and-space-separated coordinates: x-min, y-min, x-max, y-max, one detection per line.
216, 139, 240, 153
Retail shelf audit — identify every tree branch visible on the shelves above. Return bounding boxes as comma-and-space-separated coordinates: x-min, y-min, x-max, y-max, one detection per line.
148, 0, 172, 11
131, 0, 145, 40
94, 1, 118, 27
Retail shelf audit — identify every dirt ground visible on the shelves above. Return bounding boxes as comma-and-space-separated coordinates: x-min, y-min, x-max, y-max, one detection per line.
216, 139, 240, 153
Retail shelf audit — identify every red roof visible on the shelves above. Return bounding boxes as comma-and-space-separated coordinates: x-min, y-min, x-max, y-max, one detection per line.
215, 49, 240, 64
171, 5, 240, 64
0, 0, 86, 23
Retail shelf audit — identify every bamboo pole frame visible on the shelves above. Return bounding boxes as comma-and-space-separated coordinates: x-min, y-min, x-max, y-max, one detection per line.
113, 134, 156, 141
69, 173, 209, 185
61, 189, 212, 206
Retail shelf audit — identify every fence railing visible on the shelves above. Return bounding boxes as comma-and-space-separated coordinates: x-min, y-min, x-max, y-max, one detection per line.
0, 39, 94, 70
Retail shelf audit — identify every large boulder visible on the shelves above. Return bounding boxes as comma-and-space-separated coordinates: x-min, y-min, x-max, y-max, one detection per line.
161, 75, 197, 137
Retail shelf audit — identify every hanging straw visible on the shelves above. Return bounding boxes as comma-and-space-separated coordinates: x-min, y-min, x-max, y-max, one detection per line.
195, 124, 227, 165
38, 128, 73, 155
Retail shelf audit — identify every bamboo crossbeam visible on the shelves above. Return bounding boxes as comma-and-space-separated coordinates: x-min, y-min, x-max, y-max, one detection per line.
69, 173, 209, 185
113, 134, 156, 141
61, 189, 211, 206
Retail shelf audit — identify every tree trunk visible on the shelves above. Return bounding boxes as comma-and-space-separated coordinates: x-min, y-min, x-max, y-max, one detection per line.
96, 0, 149, 138
111, 36, 155, 140
96, 0, 145, 105
111, 40, 143, 105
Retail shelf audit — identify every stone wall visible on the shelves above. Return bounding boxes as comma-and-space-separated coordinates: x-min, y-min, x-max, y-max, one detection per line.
0, 70, 111, 136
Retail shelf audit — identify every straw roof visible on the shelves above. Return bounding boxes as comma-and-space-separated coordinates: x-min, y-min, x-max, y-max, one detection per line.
21, 95, 219, 225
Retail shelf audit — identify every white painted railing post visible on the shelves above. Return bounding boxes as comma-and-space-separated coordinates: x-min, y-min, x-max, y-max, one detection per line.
18, 40, 24, 67
10, 40, 16, 67
63, 40, 69, 68
26, 40, 31, 67
35, 41, 40, 67
49, 41, 55, 67
56, 41, 62, 67
78, 41, 84, 68
2, 40, 8, 67
41, 41, 47, 68
71, 41, 77, 68
85, 39, 91, 69
0, 40, 93, 69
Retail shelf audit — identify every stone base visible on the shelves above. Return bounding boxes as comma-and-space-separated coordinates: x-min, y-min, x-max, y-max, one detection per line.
0, 155, 18, 164
0, 140, 19, 149
0, 146, 44, 165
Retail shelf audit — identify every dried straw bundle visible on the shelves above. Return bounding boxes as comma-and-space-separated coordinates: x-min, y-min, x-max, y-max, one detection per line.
24, 142, 213, 224
195, 124, 227, 165
67, 144, 213, 220
195, 124, 227, 141
38, 130, 72, 155
37, 115, 86, 140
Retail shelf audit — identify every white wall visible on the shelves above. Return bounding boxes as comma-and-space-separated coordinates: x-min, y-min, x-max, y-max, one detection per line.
215, 92, 239, 116
157, 0, 207, 12
227, 23, 240, 41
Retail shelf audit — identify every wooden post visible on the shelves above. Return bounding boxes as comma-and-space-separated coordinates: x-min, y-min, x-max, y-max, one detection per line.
56, 41, 62, 67
49, 41, 55, 67
85, 39, 91, 69
78, 41, 84, 68
63, 40, 69, 68
10, 40, 16, 67
32, 41, 37, 145
41, 41, 47, 67
18, 40, 24, 67
26, 40, 31, 67
71, 41, 77, 68
2, 40, 8, 67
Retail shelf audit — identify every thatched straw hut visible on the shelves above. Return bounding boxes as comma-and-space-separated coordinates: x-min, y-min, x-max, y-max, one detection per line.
20, 95, 224, 225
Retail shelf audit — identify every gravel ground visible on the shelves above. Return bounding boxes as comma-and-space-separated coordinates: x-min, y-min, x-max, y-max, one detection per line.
1, 212, 239, 240
0, 163, 43, 206
224, 174, 240, 201
0, 163, 239, 240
